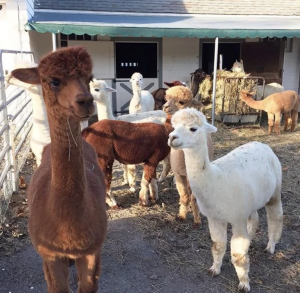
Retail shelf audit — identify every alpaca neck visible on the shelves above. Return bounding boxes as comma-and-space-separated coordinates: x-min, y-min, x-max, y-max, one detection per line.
131, 86, 142, 104
242, 96, 265, 111
183, 143, 214, 188
96, 99, 115, 120
31, 94, 50, 128
47, 112, 86, 207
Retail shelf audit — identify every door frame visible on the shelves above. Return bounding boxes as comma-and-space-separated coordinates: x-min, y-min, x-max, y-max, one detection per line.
111, 37, 162, 87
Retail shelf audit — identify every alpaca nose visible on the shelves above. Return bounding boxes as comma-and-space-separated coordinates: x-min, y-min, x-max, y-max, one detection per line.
169, 134, 178, 142
76, 93, 95, 113
76, 93, 94, 107
163, 104, 171, 113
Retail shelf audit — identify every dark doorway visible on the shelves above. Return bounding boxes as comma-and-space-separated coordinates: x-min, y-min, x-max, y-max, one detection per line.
202, 43, 241, 74
116, 43, 157, 78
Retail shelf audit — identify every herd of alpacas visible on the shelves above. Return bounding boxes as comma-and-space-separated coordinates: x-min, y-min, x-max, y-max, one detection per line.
7, 47, 300, 292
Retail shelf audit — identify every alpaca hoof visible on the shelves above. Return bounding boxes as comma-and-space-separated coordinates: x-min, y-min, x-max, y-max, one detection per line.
208, 266, 221, 277
264, 244, 275, 254
129, 187, 136, 193
122, 180, 128, 186
238, 282, 250, 292
111, 205, 122, 210
192, 222, 203, 230
139, 199, 149, 207
175, 215, 185, 222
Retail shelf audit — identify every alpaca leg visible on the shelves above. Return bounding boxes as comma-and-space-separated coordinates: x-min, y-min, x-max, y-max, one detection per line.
158, 154, 171, 183
207, 218, 227, 276
231, 224, 251, 292
149, 178, 158, 202
122, 164, 128, 185
265, 196, 283, 254
126, 164, 136, 192
274, 113, 281, 135
247, 210, 259, 241
139, 172, 150, 206
291, 110, 298, 132
283, 112, 291, 131
101, 159, 118, 207
267, 113, 274, 134
174, 174, 190, 222
190, 194, 201, 226
43, 257, 69, 293
76, 252, 101, 293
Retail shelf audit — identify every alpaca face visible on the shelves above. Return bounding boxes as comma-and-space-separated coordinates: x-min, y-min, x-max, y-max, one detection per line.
90, 80, 116, 103
168, 109, 217, 150
130, 72, 143, 87
232, 60, 244, 73
47, 76, 95, 120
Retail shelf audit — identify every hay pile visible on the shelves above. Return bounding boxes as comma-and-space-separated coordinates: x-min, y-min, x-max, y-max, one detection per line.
199, 70, 258, 116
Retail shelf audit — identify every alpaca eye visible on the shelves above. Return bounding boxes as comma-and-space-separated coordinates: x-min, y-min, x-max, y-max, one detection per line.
94, 88, 100, 92
179, 101, 185, 105
190, 127, 197, 132
51, 80, 60, 87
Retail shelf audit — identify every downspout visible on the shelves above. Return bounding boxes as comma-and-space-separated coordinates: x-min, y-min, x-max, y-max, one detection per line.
211, 37, 219, 126
17, 1, 22, 56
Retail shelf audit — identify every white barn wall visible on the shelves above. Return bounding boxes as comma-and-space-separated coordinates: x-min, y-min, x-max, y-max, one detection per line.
162, 37, 199, 85
282, 38, 300, 93
28, 31, 53, 62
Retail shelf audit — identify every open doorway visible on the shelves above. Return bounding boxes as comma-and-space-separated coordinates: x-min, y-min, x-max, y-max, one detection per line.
202, 43, 241, 74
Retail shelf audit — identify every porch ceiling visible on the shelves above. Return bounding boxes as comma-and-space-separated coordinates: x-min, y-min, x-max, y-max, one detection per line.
25, 10, 300, 38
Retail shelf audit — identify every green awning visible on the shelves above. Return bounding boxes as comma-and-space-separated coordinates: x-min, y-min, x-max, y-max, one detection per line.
25, 11, 300, 38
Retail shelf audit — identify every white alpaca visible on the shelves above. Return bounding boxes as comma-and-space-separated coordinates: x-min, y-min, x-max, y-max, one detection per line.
168, 108, 283, 292
231, 60, 244, 73
129, 72, 155, 114
89, 79, 169, 202
6, 72, 50, 166
256, 82, 284, 100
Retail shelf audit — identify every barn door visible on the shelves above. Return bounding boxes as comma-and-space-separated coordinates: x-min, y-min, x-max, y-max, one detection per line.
114, 42, 159, 114
241, 41, 285, 85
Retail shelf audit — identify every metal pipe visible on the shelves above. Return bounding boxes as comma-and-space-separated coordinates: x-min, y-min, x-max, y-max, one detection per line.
211, 37, 219, 126
52, 33, 57, 51
15, 122, 32, 155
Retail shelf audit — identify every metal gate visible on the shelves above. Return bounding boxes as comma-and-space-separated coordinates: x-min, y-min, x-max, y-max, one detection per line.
0, 49, 34, 217
220, 76, 265, 125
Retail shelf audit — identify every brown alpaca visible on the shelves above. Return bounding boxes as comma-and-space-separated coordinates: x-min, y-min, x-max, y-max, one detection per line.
82, 118, 172, 207
163, 86, 213, 225
240, 89, 300, 134
11, 47, 107, 293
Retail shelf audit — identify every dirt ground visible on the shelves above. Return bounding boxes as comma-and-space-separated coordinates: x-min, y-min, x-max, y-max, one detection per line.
0, 117, 300, 293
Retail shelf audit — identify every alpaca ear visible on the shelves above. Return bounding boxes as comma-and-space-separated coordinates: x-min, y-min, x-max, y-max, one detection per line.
106, 86, 117, 93
204, 122, 217, 133
11, 67, 40, 85
240, 59, 243, 64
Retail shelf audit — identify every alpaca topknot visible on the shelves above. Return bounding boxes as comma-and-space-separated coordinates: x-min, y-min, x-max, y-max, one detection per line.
165, 86, 193, 102
38, 46, 93, 80
172, 108, 204, 127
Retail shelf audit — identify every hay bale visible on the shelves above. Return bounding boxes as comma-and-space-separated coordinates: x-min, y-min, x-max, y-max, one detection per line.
199, 70, 258, 116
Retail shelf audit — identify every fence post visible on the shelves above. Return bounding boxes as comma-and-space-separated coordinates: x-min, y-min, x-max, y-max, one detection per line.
8, 115, 18, 193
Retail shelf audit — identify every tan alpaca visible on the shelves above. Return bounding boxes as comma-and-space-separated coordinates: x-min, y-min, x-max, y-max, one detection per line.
163, 86, 213, 226
11, 47, 107, 293
240, 90, 300, 134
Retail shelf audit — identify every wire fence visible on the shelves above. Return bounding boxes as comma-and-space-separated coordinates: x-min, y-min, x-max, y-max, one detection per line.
0, 50, 34, 218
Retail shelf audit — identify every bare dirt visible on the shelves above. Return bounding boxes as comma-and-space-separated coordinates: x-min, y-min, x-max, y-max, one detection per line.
0, 118, 300, 293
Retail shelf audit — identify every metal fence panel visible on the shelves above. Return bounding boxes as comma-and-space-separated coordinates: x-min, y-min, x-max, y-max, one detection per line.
0, 50, 34, 218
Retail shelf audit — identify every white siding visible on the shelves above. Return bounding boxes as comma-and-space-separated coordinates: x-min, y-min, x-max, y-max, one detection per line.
162, 37, 199, 85
282, 38, 300, 93
28, 31, 53, 62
